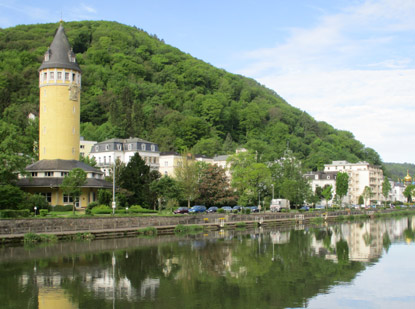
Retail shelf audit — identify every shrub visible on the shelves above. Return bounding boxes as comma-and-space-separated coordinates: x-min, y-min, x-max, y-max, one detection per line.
24, 232, 58, 243
137, 227, 158, 236
39, 209, 48, 217
236, 222, 246, 228
49, 205, 73, 212
242, 208, 251, 214
217, 208, 225, 214
174, 224, 203, 234
0, 209, 30, 218
129, 205, 157, 213
91, 205, 112, 214
85, 201, 100, 215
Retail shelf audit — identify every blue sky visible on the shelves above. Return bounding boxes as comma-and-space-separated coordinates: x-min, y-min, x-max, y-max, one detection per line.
1, 0, 415, 163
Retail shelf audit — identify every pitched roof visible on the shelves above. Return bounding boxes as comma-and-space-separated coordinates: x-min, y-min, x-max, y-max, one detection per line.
17, 177, 112, 189
25, 159, 101, 173
39, 24, 81, 72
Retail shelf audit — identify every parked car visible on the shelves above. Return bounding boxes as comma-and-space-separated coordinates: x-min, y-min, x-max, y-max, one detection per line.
233, 206, 242, 212
173, 207, 188, 214
315, 205, 325, 210
249, 206, 259, 213
206, 206, 218, 213
221, 206, 233, 212
188, 205, 206, 213
299, 206, 310, 211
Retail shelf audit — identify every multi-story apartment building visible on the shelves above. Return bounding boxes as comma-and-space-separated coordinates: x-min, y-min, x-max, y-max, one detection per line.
89, 138, 160, 176
323, 161, 384, 205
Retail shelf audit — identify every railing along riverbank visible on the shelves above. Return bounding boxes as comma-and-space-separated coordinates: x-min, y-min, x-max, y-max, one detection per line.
0, 208, 408, 243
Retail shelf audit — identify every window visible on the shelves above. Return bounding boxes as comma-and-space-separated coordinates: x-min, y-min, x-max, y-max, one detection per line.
61, 172, 69, 177
95, 145, 99, 152
80, 145, 85, 149
45, 172, 54, 177
327, 176, 330, 179
104, 156, 106, 164
57, 72, 62, 80
151, 144, 155, 151
43, 72, 47, 81
72, 73, 76, 81
63, 195, 73, 203
31, 172, 38, 177
109, 156, 111, 164
65, 72, 69, 80
105, 144, 109, 151
117, 144, 122, 151
128, 144, 132, 150
50, 72, 54, 79
41, 193, 52, 203
141, 144, 146, 151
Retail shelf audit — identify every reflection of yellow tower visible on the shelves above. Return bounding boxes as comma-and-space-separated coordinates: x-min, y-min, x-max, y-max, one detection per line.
38, 23, 81, 160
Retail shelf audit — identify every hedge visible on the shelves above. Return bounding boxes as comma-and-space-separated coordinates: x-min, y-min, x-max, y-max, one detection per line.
0, 209, 30, 218
129, 205, 157, 213
48, 205, 73, 212
91, 205, 112, 214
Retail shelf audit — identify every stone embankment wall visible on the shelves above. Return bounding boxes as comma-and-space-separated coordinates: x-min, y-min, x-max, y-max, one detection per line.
0, 211, 361, 236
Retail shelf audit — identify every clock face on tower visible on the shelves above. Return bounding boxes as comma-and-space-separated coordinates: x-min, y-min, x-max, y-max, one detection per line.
68, 82, 79, 101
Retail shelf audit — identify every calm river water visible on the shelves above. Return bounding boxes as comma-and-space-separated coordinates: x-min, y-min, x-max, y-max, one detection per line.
1, 216, 415, 309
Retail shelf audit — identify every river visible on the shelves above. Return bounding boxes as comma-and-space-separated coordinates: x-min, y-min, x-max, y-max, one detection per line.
1, 216, 415, 308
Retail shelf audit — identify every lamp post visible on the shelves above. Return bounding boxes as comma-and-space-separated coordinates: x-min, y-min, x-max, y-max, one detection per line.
112, 163, 116, 216
271, 184, 274, 200
34, 206, 37, 217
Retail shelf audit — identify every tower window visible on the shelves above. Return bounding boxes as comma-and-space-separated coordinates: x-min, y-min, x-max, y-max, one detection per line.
43, 72, 47, 81
65, 72, 69, 80
72, 73, 76, 82
50, 72, 54, 79
57, 72, 62, 80
72, 127, 75, 134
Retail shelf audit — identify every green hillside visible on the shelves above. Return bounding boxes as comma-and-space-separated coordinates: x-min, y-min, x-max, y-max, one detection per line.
384, 162, 415, 181
0, 21, 382, 170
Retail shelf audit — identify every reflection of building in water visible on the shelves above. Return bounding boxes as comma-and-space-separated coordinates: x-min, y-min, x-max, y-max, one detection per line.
270, 231, 290, 245
310, 218, 409, 262
140, 278, 160, 300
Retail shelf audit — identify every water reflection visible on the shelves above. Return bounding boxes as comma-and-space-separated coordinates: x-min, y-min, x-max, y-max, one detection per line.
1, 216, 415, 308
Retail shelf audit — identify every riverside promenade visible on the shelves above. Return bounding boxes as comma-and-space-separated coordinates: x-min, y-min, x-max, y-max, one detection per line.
0, 209, 391, 243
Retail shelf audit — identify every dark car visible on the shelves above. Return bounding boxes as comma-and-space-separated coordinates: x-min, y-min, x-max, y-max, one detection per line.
188, 205, 207, 213
249, 206, 259, 213
174, 207, 189, 214
206, 206, 218, 213
233, 206, 242, 212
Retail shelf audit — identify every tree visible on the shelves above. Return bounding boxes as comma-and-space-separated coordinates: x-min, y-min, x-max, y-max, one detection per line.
150, 175, 181, 210
335, 172, 349, 207
174, 152, 199, 207
269, 150, 311, 208
382, 178, 391, 207
60, 168, 87, 214
228, 151, 271, 205
79, 154, 97, 167
322, 185, 333, 209
0, 120, 32, 185
362, 186, 373, 206
403, 185, 415, 203
118, 153, 156, 207
195, 163, 238, 207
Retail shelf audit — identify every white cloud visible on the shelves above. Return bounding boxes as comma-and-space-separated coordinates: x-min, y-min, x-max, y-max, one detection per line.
237, 0, 415, 163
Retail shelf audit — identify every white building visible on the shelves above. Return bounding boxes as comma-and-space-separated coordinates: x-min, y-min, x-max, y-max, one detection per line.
323, 160, 384, 205
89, 138, 160, 176
304, 171, 337, 205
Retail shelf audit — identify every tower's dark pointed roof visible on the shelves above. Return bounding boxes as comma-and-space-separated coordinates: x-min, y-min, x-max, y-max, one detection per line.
39, 23, 81, 72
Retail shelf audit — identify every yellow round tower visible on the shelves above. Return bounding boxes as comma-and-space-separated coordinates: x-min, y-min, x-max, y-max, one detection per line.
38, 23, 81, 160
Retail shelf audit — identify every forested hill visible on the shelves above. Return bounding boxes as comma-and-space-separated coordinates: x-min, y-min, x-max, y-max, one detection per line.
0, 21, 382, 170
383, 162, 415, 182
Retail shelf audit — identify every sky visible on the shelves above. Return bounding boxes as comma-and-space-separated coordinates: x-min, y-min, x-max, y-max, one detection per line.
1, 0, 415, 163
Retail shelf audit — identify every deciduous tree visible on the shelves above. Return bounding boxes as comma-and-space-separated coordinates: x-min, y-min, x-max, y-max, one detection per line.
61, 168, 87, 215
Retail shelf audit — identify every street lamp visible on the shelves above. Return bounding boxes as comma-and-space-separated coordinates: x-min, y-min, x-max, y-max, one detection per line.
126, 207, 129, 214
112, 163, 116, 215
34, 206, 37, 217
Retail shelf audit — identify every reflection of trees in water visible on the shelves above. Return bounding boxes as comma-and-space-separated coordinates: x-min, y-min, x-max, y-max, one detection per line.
3, 216, 415, 308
